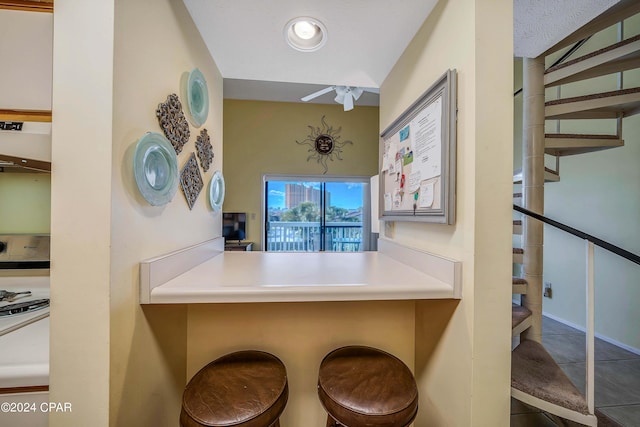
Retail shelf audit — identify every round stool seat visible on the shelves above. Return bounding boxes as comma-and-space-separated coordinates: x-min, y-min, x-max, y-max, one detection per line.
318, 346, 418, 427
181, 350, 288, 427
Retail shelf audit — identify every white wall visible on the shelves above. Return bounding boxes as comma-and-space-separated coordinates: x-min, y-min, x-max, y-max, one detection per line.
0, 10, 52, 110
543, 113, 640, 351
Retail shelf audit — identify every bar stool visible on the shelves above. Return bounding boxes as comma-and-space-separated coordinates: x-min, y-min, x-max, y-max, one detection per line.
180, 350, 288, 427
317, 346, 418, 427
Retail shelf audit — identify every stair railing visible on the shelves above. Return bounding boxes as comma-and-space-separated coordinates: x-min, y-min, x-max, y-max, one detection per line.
514, 204, 640, 414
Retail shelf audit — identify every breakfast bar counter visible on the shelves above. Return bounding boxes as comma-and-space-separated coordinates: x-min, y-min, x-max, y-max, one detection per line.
140, 238, 462, 304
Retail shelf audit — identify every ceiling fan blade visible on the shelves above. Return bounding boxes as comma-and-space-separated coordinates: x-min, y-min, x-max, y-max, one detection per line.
301, 86, 336, 102
343, 92, 354, 111
334, 86, 347, 104
351, 87, 364, 101
362, 87, 380, 94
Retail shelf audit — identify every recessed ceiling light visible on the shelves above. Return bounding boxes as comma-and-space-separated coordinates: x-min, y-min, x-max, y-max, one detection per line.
284, 17, 327, 52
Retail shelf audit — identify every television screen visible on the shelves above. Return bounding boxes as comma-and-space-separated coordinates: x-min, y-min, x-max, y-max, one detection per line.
222, 212, 247, 242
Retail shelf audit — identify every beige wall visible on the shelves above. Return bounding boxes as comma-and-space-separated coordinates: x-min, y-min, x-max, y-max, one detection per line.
49, 0, 515, 426
188, 99, 408, 427
50, 0, 223, 425
0, 173, 50, 233
49, 0, 114, 424
186, 301, 415, 426
223, 100, 379, 249
381, 0, 513, 425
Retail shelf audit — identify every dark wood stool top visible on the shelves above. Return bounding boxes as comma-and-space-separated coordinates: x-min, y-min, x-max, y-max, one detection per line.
318, 346, 418, 427
181, 350, 288, 427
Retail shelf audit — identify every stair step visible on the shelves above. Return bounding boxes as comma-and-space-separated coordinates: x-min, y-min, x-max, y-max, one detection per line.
513, 168, 560, 184
545, 133, 624, 156
513, 220, 522, 235
541, 0, 640, 57
512, 339, 597, 426
512, 305, 532, 337
545, 87, 640, 120
545, 34, 640, 87
513, 193, 522, 207
512, 276, 527, 294
513, 248, 524, 264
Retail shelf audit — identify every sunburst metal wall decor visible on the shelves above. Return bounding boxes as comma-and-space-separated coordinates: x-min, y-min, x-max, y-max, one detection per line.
295, 116, 352, 174
195, 128, 214, 172
179, 153, 204, 210
156, 93, 190, 154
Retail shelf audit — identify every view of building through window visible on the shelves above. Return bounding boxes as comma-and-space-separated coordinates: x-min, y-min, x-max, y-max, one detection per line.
265, 178, 369, 252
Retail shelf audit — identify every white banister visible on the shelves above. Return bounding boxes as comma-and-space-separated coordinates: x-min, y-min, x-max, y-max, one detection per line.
585, 240, 595, 413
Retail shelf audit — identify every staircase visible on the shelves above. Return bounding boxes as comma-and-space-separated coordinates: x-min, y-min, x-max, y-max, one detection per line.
511, 4, 640, 426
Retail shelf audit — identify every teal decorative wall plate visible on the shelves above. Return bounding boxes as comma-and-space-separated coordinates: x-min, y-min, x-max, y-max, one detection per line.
133, 132, 179, 206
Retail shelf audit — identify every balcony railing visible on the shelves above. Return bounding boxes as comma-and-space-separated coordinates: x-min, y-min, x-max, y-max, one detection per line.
266, 221, 363, 252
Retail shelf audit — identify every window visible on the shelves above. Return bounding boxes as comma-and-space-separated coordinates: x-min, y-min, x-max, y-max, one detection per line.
264, 175, 371, 252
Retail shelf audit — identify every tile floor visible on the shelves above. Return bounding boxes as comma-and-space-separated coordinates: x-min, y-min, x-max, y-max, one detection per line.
511, 316, 640, 426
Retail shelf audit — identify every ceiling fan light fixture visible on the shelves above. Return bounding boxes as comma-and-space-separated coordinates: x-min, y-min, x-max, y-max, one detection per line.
350, 87, 364, 101
334, 86, 347, 104
284, 17, 327, 52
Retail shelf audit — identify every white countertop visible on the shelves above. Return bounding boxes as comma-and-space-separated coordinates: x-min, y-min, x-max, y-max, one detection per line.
0, 317, 49, 388
141, 238, 462, 304
0, 276, 49, 389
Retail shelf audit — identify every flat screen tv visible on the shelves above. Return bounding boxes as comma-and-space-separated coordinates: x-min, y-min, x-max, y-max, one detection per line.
222, 212, 247, 243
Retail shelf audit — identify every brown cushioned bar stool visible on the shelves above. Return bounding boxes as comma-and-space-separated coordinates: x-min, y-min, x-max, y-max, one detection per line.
318, 346, 418, 427
181, 350, 288, 427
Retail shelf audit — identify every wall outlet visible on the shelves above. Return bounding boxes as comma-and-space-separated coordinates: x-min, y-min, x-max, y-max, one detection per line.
544, 281, 552, 298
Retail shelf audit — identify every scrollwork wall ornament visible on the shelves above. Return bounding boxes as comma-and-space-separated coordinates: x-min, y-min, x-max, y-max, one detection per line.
295, 115, 353, 174
156, 93, 190, 154
195, 128, 214, 172
179, 153, 204, 210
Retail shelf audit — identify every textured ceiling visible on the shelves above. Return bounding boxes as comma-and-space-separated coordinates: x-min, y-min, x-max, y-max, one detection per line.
514, 0, 620, 58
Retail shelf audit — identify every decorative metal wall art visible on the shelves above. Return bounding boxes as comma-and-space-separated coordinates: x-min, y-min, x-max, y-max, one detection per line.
156, 93, 190, 154
295, 116, 352, 174
195, 128, 214, 172
179, 153, 204, 210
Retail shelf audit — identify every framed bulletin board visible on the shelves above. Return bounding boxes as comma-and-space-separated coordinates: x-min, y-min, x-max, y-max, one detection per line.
379, 69, 457, 224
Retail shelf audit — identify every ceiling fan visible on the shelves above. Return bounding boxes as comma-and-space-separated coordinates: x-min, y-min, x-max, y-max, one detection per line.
301, 86, 380, 111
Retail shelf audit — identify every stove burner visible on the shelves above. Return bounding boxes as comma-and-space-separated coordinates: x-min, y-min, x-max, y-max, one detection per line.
0, 299, 50, 317
0, 289, 32, 302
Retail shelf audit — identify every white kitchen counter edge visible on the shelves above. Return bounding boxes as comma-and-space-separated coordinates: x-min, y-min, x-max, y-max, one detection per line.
140, 237, 462, 304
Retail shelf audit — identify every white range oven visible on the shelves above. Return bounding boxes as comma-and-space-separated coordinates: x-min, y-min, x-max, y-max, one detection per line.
0, 234, 50, 335
0, 235, 50, 427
